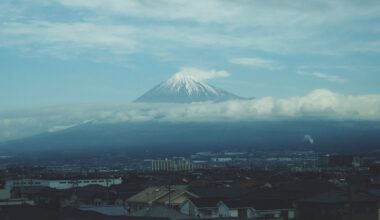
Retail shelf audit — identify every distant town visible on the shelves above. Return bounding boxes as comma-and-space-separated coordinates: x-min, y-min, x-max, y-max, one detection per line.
1, 150, 380, 220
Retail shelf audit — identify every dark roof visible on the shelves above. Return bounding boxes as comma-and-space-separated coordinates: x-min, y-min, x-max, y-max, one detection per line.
367, 189, 380, 198
0, 204, 61, 220
188, 185, 249, 199
110, 182, 143, 193
93, 191, 119, 201
63, 207, 170, 220
275, 180, 336, 199
188, 196, 294, 210
222, 199, 293, 210
300, 190, 378, 204
0, 205, 170, 220
241, 188, 295, 201
187, 198, 222, 208
116, 192, 137, 200
130, 204, 189, 219
74, 185, 108, 201
185, 218, 239, 220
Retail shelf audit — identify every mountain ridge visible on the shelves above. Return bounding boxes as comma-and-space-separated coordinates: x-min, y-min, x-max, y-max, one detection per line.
1, 121, 380, 158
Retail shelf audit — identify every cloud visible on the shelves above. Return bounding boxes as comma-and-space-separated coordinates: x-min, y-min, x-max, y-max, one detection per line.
229, 57, 282, 70
54, 0, 380, 28
299, 71, 348, 83
174, 67, 230, 81
55, 0, 243, 25
1, 89, 380, 142
1, 1, 380, 60
0, 21, 137, 58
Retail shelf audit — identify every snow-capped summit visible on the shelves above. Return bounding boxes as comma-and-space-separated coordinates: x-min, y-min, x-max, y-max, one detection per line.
135, 73, 244, 103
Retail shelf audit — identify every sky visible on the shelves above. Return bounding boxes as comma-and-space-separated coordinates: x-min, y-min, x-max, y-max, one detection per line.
1, 0, 380, 141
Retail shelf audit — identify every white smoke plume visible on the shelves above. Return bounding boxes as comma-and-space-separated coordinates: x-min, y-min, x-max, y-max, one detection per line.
304, 134, 314, 145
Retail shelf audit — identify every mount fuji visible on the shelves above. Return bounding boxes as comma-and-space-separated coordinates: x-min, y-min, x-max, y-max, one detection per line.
135, 73, 244, 103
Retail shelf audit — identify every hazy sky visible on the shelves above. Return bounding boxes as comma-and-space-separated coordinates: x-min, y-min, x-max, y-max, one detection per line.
1, 1, 380, 141
1, 0, 380, 108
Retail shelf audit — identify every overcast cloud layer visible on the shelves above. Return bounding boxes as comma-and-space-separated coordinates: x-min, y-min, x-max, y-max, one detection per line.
1, 89, 380, 142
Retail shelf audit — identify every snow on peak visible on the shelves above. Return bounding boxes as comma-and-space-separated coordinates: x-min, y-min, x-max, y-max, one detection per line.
162, 73, 218, 95
134, 70, 243, 103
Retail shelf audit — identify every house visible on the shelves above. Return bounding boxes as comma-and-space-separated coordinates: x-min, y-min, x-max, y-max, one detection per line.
79, 205, 129, 216
180, 198, 294, 219
180, 198, 221, 218
126, 185, 198, 212
297, 190, 379, 220
130, 204, 190, 220
220, 199, 295, 219
74, 185, 110, 207
218, 200, 256, 219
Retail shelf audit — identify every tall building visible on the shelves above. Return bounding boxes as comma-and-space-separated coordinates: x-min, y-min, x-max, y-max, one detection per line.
151, 159, 198, 172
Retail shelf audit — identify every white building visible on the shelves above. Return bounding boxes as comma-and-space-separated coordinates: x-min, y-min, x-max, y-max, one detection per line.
7, 177, 122, 190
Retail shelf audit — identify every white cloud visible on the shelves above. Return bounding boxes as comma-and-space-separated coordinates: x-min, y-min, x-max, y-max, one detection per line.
1, 89, 380, 142
1, 1, 380, 59
55, 0, 249, 25
0, 21, 137, 57
174, 67, 229, 81
299, 71, 348, 83
54, 0, 380, 28
229, 57, 282, 70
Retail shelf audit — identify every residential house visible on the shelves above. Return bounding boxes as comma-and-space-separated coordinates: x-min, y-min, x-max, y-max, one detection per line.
130, 204, 190, 220
126, 185, 198, 212
180, 198, 221, 218
297, 190, 379, 220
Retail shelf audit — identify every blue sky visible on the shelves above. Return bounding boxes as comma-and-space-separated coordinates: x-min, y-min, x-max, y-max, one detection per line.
1, 1, 380, 141
1, 0, 380, 108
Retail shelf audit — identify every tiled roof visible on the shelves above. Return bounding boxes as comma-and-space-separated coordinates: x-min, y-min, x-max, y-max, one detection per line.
126, 185, 188, 203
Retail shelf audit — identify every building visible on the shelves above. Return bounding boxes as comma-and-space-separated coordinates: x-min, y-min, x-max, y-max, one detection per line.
180, 198, 295, 219
130, 204, 190, 220
298, 190, 379, 220
7, 177, 122, 190
151, 159, 202, 172
180, 198, 221, 218
126, 185, 198, 212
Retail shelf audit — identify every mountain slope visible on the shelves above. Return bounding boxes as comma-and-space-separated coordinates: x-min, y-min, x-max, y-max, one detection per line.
1, 121, 380, 159
135, 74, 243, 103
